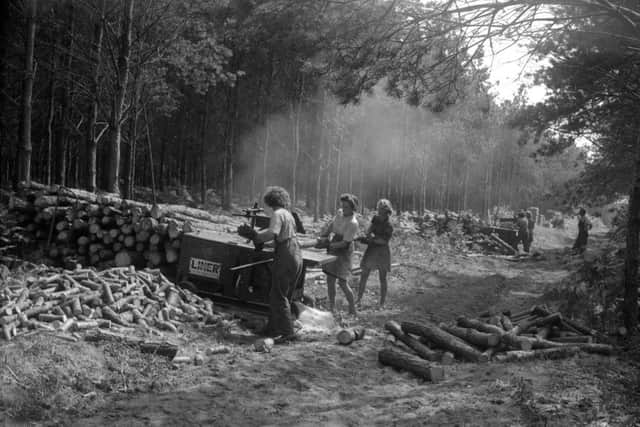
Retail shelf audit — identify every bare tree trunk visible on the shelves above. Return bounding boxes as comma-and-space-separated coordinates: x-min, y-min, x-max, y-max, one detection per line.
314, 93, 325, 221
19, 0, 36, 184
262, 119, 270, 186
106, 0, 134, 194
291, 76, 303, 206
222, 83, 239, 210
348, 138, 354, 194
462, 161, 469, 210
250, 131, 258, 200
46, 51, 57, 186
86, 1, 105, 192
623, 132, 640, 334
159, 133, 167, 190
0, 0, 9, 186
54, 0, 76, 186
333, 136, 342, 212
323, 139, 332, 215
399, 106, 408, 211
125, 72, 141, 199
359, 158, 364, 212
143, 104, 157, 204
200, 89, 210, 205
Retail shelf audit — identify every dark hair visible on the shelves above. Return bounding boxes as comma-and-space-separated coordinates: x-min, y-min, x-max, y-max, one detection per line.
579, 208, 586, 216
526, 211, 532, 218
517, 212, 525, 218
263, 186, 291, 208
339, 193, 358, 210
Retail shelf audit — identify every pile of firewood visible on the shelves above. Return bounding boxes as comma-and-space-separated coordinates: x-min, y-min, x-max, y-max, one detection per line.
0, 264, 218, 349
378, 305, 615, 382
5, 183, 230, 269
466, 232, 515, 255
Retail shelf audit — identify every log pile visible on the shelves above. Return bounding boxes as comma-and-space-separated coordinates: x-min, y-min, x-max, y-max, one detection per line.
379, 305, 615, 379
5, 184, 228, 269
0, 264, 219, 344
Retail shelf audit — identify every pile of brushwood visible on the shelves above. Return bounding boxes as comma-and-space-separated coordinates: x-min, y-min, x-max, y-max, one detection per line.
378, 305, 615, 382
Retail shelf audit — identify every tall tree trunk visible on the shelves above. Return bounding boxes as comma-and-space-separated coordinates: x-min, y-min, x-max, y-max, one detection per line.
124, 68, 141, 199
314, 97, 325, 221
0, 0, 9, 186
323, 139, 332, 215
462, 161, 469, 211
86, 1, 105, 192
222, 83, 239, 209
106, 0, 134, 194
291, 75, 303, 206
359, 159, 364, 212
334, 137, 342, 212
623, 133, 640, 333
19, 0, 36, 184
262, 119, 270, 187
143, 104, 157, 204
46, 52, 57, 186
200, 89, 210, 205
159, 129, 167, 190
55, 0, 75, 186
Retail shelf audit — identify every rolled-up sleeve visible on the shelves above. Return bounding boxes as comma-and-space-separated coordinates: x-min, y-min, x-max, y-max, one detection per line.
269, 211, 283, 238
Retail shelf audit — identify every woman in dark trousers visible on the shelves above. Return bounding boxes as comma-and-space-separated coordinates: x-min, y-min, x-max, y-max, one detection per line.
515, 211, 529, 253
356, 199, 393, 308
238, 186, 302, 340
572, 208, 592, 254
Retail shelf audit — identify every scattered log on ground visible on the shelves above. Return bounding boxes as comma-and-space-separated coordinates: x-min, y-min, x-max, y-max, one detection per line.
549, 335, 593, 344
378, 347, 445, 382
494, 346, 584, 362
493, 342, 615, 362
439, 323, 501, 348
517, 312, 562, 334
84, 328, 178, 359
385, 320, 442, 362
456, 317, 505, 336
401, 320, 488, 363
337, 327, 366, 345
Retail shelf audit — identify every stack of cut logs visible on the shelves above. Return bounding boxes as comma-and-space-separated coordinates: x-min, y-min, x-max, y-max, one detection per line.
0, 264, 219, 352
379, 305, 615, 382
7, 183, 227, 269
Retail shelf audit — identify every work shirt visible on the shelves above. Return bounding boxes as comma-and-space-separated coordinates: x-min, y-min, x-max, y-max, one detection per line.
325, 213, 359, 242
516, 217, 528, 234
268, 207, 297, 243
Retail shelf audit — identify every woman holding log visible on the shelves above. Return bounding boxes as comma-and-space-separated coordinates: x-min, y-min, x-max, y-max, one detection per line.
237, 186, 302, 341
356, 199, 393, 308
316, 193, 359, 315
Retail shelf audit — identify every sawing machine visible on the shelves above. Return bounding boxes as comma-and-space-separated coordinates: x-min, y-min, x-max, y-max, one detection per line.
176, 209, 335, 314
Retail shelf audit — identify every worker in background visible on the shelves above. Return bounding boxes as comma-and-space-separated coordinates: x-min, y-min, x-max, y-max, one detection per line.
572, 208, 592, 254
316, 193, 359, 315
516, 211, 529, 253
237, 186, 302, 341
356, 199, 394, 308
525, 210, 535, 252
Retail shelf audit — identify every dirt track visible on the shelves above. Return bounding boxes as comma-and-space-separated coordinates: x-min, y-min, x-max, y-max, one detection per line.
65, 226, 639, 426
2, 225, 639, 426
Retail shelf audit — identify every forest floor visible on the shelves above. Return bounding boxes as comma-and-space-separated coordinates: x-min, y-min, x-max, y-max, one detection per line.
1, 221, 640, 426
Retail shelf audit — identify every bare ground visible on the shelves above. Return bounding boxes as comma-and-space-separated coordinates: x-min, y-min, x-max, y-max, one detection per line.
2, 225, 639, 426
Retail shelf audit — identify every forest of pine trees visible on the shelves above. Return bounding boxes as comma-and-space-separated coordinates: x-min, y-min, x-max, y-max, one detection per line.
0, 0, 586, 218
